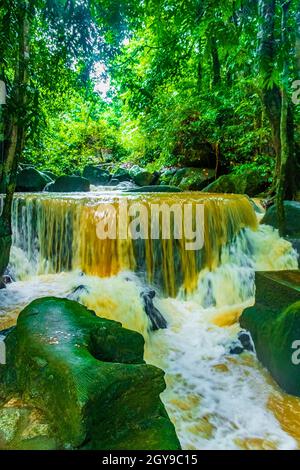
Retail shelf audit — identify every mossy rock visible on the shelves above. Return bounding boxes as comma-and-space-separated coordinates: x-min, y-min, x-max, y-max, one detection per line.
113, 168, 132, 182
16, 168, 52, 192
240, 271, 300, 396
160, 167, 214, 190
82, 165, 111, 185
0, 298, 180, 450
45, 176, 90, 193
129, 165, 154, 186
261, 201, 300, 238
202, 168, 267, 197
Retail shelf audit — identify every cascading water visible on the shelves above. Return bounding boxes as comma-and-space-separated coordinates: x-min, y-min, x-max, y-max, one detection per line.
1, 190, 299, 449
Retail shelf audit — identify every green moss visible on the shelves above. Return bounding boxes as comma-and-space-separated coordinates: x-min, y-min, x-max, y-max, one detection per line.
202, 168, 268, 196
240, 272, 300, 396
129, 166, 153, 186
0, 297, 180, 450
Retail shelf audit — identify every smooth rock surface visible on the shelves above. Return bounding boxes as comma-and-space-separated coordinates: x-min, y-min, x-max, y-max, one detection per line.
0, 297, 180, 450
240, 271, 300, 396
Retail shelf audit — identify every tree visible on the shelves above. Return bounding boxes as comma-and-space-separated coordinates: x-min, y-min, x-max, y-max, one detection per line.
0, 0, 31, 278
0, 0, 103, 279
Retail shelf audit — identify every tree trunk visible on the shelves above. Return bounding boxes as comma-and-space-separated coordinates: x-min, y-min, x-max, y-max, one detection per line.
0, 2, 30, 278
258, 0, 282, 187
211, 36, 221, 87
276, 0, 291, 236
296, 6, 300, 75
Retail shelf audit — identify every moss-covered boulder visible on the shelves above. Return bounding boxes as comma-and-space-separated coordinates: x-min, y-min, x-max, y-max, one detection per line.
113, 168, 132, 182
129, 165, 154, 186
82, 165, 111, 185
202, 168, 267, 197
240, 271, 300, 396
0, 297, 180, 450
261, 201, 300, 238
45, 176, 90, 193
16, 168, 52, 192
160, 167, 214, 191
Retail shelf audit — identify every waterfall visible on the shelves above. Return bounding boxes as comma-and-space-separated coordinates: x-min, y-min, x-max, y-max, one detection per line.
10, 193, 256, 289
1, 191, 299, 450
9, 192, 297, 297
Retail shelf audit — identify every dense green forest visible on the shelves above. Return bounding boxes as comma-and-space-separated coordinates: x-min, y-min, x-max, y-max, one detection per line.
0, 0, 300, 275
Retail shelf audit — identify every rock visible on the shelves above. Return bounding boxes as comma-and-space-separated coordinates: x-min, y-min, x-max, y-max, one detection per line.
228, 332, 253, 355
261, 201, 300, 238
140, 290, 168, 331
115, 181, 138, 191
160, 167, 215, 191
229, 343, 244, 355
67, 285, 89, 302
202, 168, 268, 197
159, 168, 177, 181
238, 331, 254, 352
16, 168, 52, 192
240, 271, 300, 396
178, 169, 215, 191
128, 185, 182, 193
129, 165, 154, 186
109, 178, 121, 186
82, 165, 111, 186
45, 176, 90, 193
290, 239, 300, 268
0, 275, 12, 290
0, 297, 180, 450
113, 168, 132, 182
42, 171, 57, 181
2, 275, 12, 285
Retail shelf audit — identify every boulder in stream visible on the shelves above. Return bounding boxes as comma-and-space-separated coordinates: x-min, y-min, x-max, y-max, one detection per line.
82, 165, 111, 185
45, 175, 90, 193
240, 271, 300, 396
160, 167, 215, 191
16, 168, 52, 192
0, 297, 180, 450
202, 168, 268, 197
261, 201, 300, 238
113, 167, 132, 182
140, 289, 168, 331
129, 165, 154, 186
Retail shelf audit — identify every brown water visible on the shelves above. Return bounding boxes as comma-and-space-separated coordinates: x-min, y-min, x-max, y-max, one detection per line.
1, 190, 299, 449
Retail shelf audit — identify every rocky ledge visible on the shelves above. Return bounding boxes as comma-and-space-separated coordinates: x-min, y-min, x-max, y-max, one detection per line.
0, 297, 180, 450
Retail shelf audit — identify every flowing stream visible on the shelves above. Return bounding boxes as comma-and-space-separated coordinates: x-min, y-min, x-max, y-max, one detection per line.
1, 190, 299, 450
